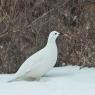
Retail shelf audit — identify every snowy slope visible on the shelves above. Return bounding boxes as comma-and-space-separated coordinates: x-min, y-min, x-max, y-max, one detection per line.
0, 66, 95, 95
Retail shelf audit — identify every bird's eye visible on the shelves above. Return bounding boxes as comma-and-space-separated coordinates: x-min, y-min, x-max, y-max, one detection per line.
55, 33, 57, 35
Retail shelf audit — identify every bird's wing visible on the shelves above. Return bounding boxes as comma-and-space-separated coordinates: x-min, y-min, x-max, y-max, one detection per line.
15, 47, 48, 77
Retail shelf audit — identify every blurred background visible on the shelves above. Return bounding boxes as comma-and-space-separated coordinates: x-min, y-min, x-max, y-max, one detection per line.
0, 0, 95, 73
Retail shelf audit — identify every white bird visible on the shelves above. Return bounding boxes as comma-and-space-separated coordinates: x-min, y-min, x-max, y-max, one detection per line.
9, 31, 60, 82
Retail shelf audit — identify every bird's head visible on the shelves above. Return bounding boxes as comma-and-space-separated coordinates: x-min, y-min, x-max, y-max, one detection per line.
48, 31, 60, 43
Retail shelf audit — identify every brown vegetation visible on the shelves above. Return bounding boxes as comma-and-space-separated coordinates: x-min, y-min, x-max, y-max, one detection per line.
0, 0, 95, 73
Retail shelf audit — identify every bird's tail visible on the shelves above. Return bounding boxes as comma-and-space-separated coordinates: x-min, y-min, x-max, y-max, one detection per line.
8, 79, 16, 82
7, 74, 19, 82
8, 77, 21, 82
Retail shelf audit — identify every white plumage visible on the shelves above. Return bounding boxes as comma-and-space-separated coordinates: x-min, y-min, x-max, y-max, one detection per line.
9, 31, 60, 82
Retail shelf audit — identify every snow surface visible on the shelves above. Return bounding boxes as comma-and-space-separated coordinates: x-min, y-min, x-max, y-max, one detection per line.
0, 66, 95, 95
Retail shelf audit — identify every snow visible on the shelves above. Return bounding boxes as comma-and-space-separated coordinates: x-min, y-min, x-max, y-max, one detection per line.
0, 65, 95, 95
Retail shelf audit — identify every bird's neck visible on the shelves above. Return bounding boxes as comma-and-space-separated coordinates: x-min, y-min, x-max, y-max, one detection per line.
47, 36, 56, 43
47, 37, 55, 43
46, 38, 57, 48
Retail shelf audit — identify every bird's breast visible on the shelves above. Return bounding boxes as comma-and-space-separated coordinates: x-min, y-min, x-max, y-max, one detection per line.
45, 43, 58, 65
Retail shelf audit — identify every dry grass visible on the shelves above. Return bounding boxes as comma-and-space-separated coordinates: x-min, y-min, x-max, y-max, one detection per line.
0, 0, 95, 73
